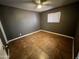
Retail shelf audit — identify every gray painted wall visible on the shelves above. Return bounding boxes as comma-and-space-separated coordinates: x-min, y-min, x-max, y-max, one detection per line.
40, 3, 78, 37
0, 5, 40, 40
0, 2, 78, 41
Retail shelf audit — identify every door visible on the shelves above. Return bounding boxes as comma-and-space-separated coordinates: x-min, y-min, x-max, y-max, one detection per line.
0, 38, 9, 59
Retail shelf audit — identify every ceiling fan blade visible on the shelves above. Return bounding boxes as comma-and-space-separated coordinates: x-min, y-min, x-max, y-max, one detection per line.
40, 0, 47, 2
43, 4, 53, 6
34, 0, 48, 4
34, 0, 40, 4
42, 1, 53, 5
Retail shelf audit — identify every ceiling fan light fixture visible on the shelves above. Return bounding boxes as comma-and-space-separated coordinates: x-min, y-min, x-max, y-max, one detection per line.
37, 4, 42, 9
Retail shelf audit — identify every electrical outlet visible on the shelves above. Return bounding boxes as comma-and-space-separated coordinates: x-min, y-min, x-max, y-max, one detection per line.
19, 33, 22, 36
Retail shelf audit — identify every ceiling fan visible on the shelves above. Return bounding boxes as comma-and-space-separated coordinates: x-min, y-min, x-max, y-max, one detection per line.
34, 0, 52, 8
0, 0, 52, 9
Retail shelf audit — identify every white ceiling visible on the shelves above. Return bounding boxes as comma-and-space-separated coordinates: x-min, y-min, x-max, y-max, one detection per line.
0, 0, 78, 12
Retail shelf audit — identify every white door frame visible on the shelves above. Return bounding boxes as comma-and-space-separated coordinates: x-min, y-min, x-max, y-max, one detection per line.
0, 20, 8, 44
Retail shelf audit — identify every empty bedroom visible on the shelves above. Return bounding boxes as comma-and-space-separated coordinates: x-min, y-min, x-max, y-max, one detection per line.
0, 0, 79, 59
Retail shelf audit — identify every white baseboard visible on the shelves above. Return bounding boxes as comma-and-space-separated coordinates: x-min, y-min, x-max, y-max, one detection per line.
7, 30, 41, 43
40, 30, 74, 39
7, 29, 74, 43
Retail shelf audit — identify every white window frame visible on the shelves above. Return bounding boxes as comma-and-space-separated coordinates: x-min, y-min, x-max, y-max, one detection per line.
47, 12, 61, 23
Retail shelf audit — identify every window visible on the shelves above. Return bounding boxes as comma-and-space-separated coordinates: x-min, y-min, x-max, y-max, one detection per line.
47, 12, 61, 23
